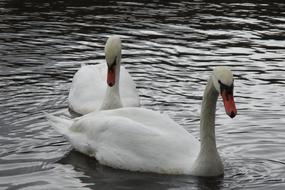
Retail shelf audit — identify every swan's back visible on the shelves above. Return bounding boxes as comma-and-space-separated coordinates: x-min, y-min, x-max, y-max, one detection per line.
56, 107, 200, 174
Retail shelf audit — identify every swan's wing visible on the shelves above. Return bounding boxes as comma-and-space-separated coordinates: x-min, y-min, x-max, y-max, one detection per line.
71, 108, 199, 174
68, 64, 106, 114
119, 66, 140, 107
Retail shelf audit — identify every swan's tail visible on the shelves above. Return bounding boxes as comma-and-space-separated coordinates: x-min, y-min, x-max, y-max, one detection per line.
45, 113, 73, 135
45, 112, 93, 156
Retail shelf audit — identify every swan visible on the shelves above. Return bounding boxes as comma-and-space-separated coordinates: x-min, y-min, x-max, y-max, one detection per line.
68, 35, 140, 115
47, 66, 237, 176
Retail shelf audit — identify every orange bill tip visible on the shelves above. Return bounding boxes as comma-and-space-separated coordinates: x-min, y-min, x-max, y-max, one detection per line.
221, 91, 237, 118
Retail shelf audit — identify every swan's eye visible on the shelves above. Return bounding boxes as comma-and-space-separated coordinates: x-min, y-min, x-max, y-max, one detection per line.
220, 82, 234, 95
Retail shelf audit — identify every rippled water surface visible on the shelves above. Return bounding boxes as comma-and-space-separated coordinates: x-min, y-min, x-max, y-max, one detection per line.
1, 0, 285, 189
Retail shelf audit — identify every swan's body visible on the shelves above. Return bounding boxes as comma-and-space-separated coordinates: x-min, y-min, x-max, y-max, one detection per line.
68, 36, 140, 115
48, 108, 200, 174
47, 67, 237, 176
69, 64, 140, 114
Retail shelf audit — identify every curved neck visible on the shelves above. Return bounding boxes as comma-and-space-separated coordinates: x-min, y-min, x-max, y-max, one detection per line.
100, 57, 123, 110
200, 76, 218, 150
192, 76, 223, 176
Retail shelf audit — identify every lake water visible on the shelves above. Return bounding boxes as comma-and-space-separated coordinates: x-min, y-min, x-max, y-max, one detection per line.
1, 0, 285, 189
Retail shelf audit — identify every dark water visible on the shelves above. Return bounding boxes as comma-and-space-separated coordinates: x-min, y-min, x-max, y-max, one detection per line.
1, 0, 285, 189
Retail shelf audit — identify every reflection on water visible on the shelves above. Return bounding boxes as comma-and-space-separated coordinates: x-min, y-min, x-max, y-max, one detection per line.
1, 0, 285, 189
59, 150, 225, 190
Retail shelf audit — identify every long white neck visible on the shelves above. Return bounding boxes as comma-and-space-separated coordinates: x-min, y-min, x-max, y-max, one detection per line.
200, 76, 218, 153
100, 57, 123, 110
191, 76, 223, 176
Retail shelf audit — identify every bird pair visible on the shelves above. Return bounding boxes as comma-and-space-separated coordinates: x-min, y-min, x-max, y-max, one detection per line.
47, 35, 237, 177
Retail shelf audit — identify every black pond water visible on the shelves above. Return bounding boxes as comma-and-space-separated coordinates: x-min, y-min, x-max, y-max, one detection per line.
0, 0, 285, 189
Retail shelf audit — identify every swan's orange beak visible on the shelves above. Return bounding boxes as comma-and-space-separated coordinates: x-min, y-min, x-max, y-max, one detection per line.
221, 91, 237, 118
107, 65, 116, 87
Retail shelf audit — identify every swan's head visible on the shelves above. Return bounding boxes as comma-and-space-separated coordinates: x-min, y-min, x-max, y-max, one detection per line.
104, 35, 122, 87
212, 66, 237, 118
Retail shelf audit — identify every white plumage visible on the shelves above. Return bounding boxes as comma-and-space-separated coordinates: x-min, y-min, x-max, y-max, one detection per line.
48, 67, 237, 176
47, 107, 199, 174
68, 64, 140, 114
68, 36, 140, 115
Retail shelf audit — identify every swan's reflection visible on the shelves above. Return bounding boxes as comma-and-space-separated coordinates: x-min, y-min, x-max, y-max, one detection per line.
195, 176, 223, 190
59, 150, 223, 190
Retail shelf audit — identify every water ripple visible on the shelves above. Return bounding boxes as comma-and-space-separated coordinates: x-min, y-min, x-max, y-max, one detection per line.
0, 0, 285, 189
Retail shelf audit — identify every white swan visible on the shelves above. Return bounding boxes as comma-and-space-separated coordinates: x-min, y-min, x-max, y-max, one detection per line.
47, 67, 237, 176
68, 35, 140, 115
